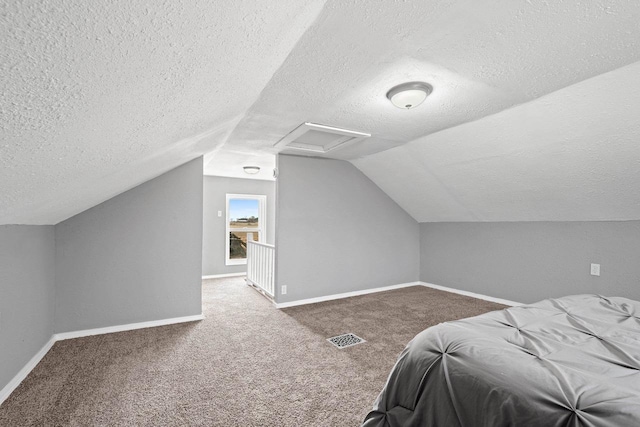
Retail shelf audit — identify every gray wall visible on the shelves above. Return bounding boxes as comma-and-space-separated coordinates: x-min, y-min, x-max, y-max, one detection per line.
276, 155, 420, 303
0, 225, 55, 391
420, 221, 640, 304
202, 176, 275, 276
55, 157, 204, 333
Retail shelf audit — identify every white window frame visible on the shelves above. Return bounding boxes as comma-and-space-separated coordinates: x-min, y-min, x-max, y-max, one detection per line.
225, 194, 267, 266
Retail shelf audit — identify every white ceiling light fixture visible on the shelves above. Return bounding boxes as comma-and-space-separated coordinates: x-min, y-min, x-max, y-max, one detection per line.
243, 166, 261, 174
386, 82, 433, 109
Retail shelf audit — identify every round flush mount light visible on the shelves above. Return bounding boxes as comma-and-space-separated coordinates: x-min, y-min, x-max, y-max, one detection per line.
243, 166, 260, 174
386, 81, 433, 109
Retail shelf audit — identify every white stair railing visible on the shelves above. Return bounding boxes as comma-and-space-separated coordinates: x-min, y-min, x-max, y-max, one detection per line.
246, 240, 275, 298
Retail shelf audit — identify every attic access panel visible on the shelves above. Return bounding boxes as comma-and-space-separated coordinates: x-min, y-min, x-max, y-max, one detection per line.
274, 122, 370, 154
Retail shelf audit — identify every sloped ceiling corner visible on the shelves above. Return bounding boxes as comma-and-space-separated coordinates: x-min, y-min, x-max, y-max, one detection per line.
3, 0, 640, 224
353, 61, 640, 223
221, 0, 640, 164
0, 0, 325, 224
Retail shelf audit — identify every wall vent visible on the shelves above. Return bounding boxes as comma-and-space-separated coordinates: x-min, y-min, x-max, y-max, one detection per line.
274, 123, 370, 154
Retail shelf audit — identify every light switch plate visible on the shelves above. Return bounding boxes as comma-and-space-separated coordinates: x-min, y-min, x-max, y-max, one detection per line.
590, 263, 600, 276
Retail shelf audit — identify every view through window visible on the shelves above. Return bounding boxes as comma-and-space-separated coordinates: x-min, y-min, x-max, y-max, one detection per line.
226, 194, 266, 265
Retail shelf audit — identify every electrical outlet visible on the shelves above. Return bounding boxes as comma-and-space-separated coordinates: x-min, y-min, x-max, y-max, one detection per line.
281, 285, 287, 295
590, 263, 600, 276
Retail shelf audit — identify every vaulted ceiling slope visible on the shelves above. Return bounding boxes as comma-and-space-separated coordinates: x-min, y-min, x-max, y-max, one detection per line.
3, 1, 640, 224
216, 0, 640, 165
0, 1, 326, 224
353, 61, 640, 222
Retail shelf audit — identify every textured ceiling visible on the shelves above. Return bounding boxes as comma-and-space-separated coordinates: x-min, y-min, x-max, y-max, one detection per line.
3, 1, 640, 224
217, 0, 640, 164
353, 61, 640, 222
203, 150, 275, 182
0, 0, 324, 224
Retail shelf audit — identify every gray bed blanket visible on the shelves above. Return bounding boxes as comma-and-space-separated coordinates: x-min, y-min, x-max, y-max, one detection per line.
362, 294, 640, 427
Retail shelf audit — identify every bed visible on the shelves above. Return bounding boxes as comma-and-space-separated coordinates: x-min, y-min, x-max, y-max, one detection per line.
362, 294, 640, 427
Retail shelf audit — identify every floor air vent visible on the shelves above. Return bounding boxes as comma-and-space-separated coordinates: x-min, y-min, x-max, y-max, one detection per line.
327, 333, 366, 349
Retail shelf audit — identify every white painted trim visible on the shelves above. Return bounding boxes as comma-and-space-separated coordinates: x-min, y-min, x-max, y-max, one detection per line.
225, 193, 266, 266
0, 336, 56, 406
247, 240, 274, 249
0, 283, 517, 406
273, 281, 522, 309
54, 314, 205, 341
274, 282, 423, 308
202, 272, 246, 279
420, 282, 522, 306
273, 122, 370, 154
0, 313, 205, 406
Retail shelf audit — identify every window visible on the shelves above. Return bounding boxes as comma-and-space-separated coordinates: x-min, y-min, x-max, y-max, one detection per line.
225, 194, 266, 265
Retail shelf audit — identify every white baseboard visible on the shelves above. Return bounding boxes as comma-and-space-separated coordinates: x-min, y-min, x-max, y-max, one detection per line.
0, 336, 56, 406
54, 314, 205, 341
202, 273, 246, 280
0, 314, 204, 406
0, 282, 518, 407
274, 281, 522, 309
274, 281, 423, 308
420, 282, 522, 306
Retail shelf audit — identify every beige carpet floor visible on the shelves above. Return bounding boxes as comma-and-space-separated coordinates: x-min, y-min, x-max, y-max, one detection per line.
0, 277, 505, 426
